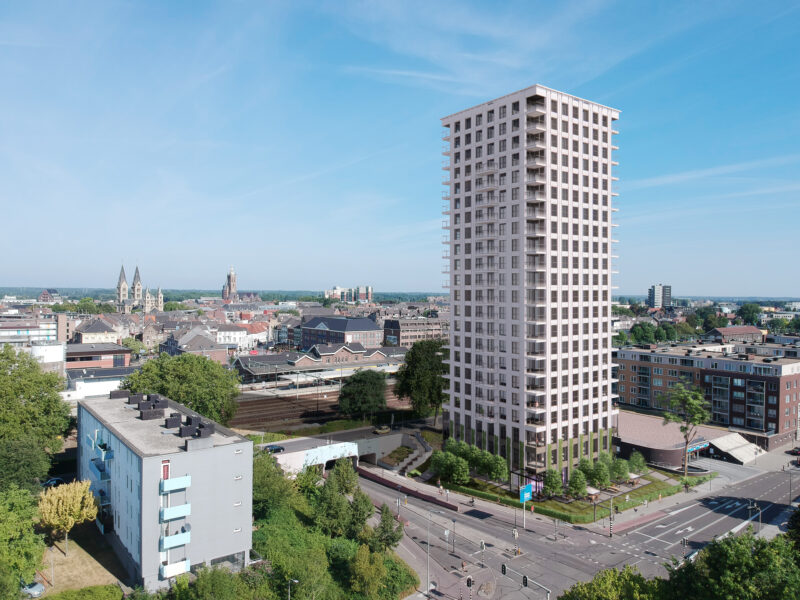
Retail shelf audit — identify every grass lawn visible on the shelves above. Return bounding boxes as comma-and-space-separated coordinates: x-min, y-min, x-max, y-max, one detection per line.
382, 446, 414, 466
421, 430, 443, 450
38, 523, 127, 595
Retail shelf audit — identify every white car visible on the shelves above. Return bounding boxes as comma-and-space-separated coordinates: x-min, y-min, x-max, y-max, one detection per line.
21, 580, 45, 598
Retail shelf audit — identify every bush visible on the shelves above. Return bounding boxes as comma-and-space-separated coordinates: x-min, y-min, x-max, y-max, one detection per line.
46, 585, 123, 600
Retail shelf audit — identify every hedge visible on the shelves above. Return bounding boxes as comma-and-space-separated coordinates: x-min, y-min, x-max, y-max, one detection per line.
441, 472, 718, 524
45, 585, 123, 600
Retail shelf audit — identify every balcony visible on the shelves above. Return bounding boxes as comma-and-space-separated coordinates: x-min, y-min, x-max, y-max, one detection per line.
89, 459, 110, 482
526, 135, 545, 150
526, 118, 546, 133
94, 442, 113, 462
526, 418, 547, 430
526, 101, 546, 116
160, 475, 192, 494
525, 191, 545, 201
160, 530, 191, 551
160, 503, 192, 522
160, 559, 191, 580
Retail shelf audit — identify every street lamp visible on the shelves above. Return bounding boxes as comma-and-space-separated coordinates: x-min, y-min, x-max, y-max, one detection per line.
427, 509, 443, 598
288, 578, 299, 600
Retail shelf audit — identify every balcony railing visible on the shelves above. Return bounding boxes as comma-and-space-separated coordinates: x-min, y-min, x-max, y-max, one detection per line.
89, 459, 110, 482
160, 475, 192, 494
160, 559, 191, 580
160, 503, 192, 522
160, 530, 191, 551
94, 443, 113, 462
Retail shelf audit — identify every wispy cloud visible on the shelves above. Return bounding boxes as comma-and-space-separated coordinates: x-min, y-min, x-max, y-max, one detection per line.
622, 154, 800, 191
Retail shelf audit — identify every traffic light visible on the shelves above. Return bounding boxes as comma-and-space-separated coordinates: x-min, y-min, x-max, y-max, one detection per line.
522, 575, 528, 588
466, 576, 473, 588
501, 564, 507, 575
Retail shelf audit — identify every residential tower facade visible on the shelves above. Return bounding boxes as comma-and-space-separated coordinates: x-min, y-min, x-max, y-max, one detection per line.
441, 85, 619, 485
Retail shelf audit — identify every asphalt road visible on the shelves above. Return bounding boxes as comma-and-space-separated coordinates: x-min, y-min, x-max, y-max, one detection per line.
359, 468, 797, 599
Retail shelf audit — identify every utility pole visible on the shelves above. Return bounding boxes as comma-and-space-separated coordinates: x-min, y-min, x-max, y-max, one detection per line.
609, 496, 614, 538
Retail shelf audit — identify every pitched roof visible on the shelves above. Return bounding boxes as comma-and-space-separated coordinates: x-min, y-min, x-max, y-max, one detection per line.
302, 316, 381, 332
310, 342, 366, 356
77, 318, 116, 334
117, 266, 127, 286
132, 266, 141, 285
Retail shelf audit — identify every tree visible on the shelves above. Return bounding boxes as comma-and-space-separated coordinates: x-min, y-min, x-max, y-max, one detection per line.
628, 451, 648, 475
0, 561, 19, 600
768, 318, 790, 333
738, 303, 762, 326
567, 469, 588, 498
253, 453, 295, 520
121, 337, 145, 357
329, 459, 358, 495
395, 339, 448, 426
577, 458, 593, 479
610, 458, 629, 482
38, 479, 97, 555
347, 488, 374, 538
449, 455, 470, 484
122, 352, 239, 425
314, 476, 350, 538
192, 567, 249, 600
786, 505, 800, 555
0, 437, 51, 492
542, 468, 563, 497
676, 322, 696, 339
0, 486, 44, 582
372, 504, 404, 553
596, 451, 613, 467
559, 565, 661, 599
163, 301, 190, 311
591, 461, 611, 489
350, 544, 386, 598
629, 322, 656, 344
661, 384, 710, 479
612, 305, 634, 317
612, 331, 629, 347
487, 454, 509, 483
0, 345, 71, 453
665, 531, 800, 599
338, 370, 386, 421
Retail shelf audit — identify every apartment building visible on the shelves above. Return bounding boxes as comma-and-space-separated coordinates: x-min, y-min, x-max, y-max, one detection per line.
78, 391, 252, 591
441, 85, 619, 484
301, 316, 383, 350
384, 317, 449, 346
614, 342, 800, 449
647, 284, 671, 308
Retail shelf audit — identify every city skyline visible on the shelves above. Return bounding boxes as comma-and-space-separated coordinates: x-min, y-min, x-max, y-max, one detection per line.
1, 1, 799, 294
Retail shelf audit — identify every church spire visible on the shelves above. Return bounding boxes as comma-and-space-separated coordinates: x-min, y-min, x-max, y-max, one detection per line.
117, 265, 127, 286
133, 266, 141, 285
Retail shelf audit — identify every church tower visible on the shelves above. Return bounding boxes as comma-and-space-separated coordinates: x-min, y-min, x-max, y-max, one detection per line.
144, 288, 153, 313
132, 266, 143, 305
116, 266, 128, 304
157, 288, 164, 312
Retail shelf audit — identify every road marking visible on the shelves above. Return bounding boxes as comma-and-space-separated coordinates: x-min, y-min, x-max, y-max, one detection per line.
669, 505, 696, 515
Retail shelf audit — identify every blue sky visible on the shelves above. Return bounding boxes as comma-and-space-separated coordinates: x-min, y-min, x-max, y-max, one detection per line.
1, 1, 798, 296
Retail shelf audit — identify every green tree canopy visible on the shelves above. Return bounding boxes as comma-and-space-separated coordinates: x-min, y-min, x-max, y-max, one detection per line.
121, 337, 145, 356
395, 339, 448, 426
590, 461, 611, 489
628, 451, 648, 475
559, 565, 661, 600
252, 453, 294, 520
338, 370, 386, 421
543, 468, 563, 497
122, 352, 239, 425
0, 345, 70, 452
350, 544, 386, 598
371, 504, 404, 553
737, 303, 762, 325
610, 458, 629, 482
163, 301, 191, 311
0, 486, 45, 581
567, 469, 588, 498
661, 384, 710, 478
0, 437, 51, 492
38, 479, 98, 555
629, 322, 656, 345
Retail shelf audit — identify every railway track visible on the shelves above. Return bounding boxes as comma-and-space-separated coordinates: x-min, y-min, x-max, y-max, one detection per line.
228, 383, 407, 430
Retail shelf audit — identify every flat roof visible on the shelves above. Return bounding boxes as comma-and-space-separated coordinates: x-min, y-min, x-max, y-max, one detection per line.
67, 343, 130, 355
617, 343, 800, 366
617, 411, 728, 450
80, 394, 248, 458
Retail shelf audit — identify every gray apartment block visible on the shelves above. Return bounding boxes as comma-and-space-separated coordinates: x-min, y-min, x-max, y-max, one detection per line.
77, 391, 253, 591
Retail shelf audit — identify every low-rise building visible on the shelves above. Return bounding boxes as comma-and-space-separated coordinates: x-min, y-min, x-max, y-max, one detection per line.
215, 324, 247, 350
75, 318, 120, 344
704, 325, 764, 343
383, 317, 448, 346
301, 316, 383, 350
78, 391, 252, 591
66, 343, 132, 370
614, 341, 800, 449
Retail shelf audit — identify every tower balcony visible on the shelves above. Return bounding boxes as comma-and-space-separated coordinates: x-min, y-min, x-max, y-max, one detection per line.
160, 530, 191, 551
160, 559, 191, 580
160, 475, 192, 494
160, 503, 192, 522
526, 101, 546, 116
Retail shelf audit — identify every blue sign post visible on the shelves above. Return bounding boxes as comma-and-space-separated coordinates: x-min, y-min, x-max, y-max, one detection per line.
519, 483, 533, 503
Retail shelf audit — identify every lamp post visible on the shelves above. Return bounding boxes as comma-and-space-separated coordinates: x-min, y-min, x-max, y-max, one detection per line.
427, 509, 443, 598
288, 578, 299, 600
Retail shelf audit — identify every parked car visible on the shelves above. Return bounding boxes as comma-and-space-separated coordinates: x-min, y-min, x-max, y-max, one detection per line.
266, 445, 285, 454
41, 477, 65, 489
373, 425, 391, 435
789, 447, 800, 456
20, 580, 45, 598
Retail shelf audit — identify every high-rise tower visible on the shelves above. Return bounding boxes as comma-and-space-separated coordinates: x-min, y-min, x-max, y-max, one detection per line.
441, 85, 619, 486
